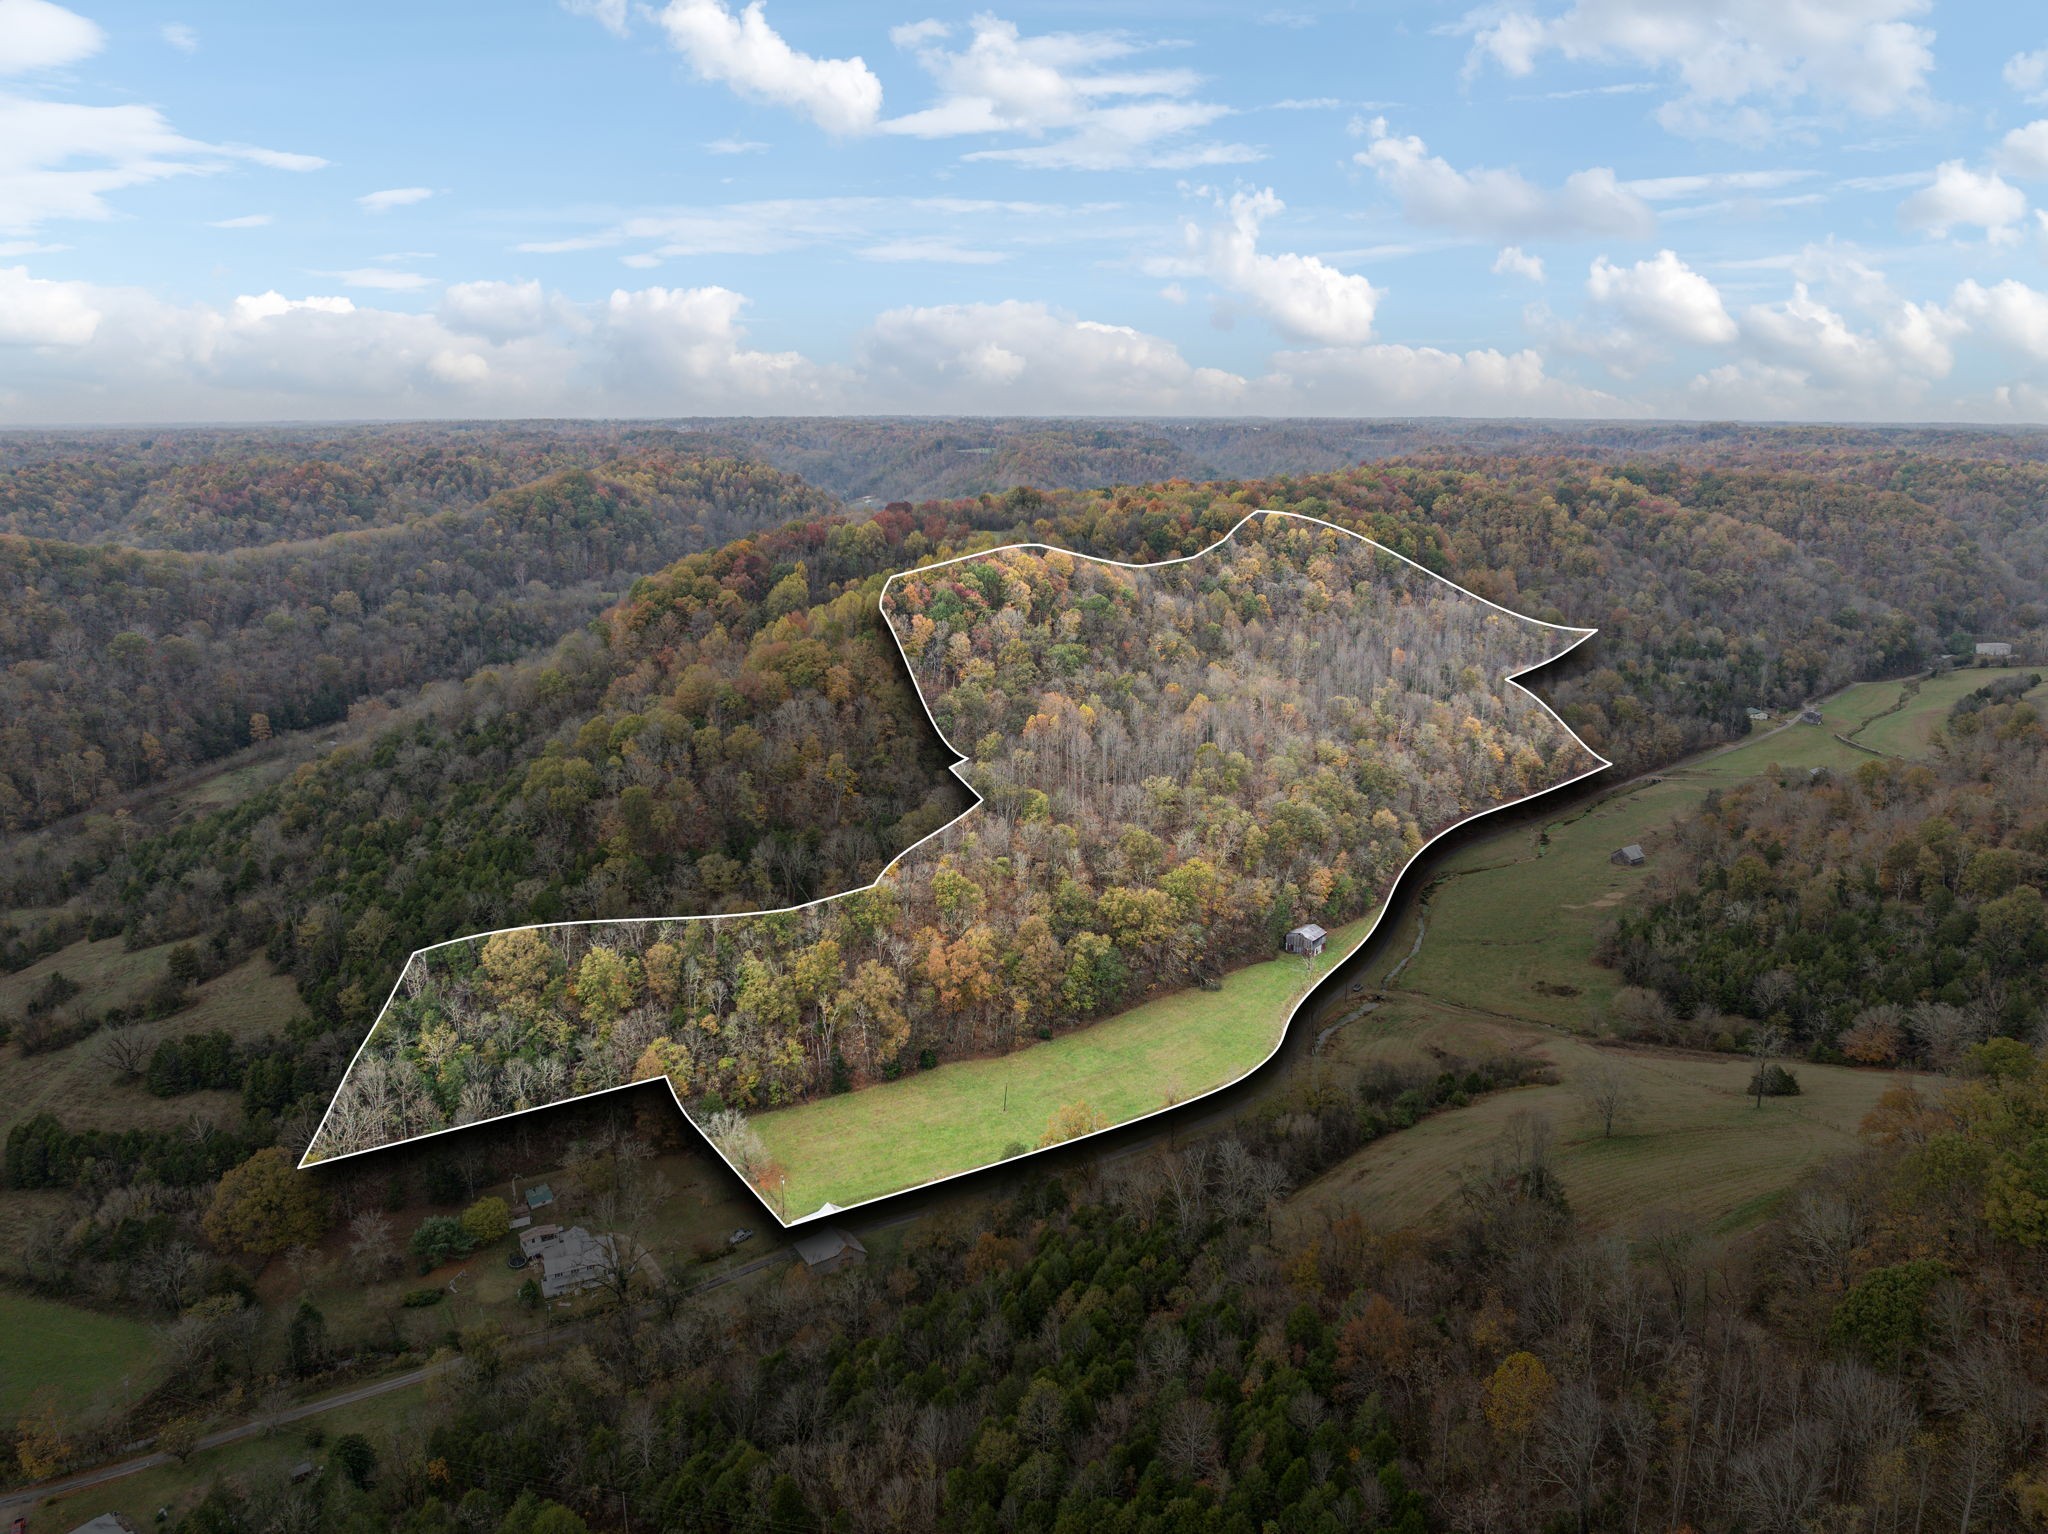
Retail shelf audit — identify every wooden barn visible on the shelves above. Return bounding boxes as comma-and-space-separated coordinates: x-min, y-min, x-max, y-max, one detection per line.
1284, 924, 1328, 957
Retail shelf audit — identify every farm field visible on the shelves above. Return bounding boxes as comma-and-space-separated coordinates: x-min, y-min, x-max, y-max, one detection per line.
1387, 668, 2009, 1031
752, 915, 1365, 1218
0, 956, 302, 1135
0, 1287, 162, 1419
1282, 995, 1908, 1237
1845, 664, 2041, 758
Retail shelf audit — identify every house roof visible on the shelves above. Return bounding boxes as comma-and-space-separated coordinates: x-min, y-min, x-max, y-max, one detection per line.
1289, 924, 1327, 941
523, 1183, 555, 1206
68, 1516, 141, 1534
793, 1227, 867, 1266
1616, 844, 1644, 859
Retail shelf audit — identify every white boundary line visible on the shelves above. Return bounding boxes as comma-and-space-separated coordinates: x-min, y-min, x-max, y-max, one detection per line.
300, 509, 1612, 1227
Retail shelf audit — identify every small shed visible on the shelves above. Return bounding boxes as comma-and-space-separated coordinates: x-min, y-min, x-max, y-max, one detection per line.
521, 1182, 556, 1211
1799, 707, 1824, 725
794, 1226, 868, 1275
1977, 641, 2014, 658
1745, 707, 1770, 722
289, 1460, 319, 1484
1283, 924, 1328, 957
1610, 844, 1646, 867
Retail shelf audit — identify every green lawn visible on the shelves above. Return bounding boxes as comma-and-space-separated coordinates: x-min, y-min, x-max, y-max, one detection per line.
751, 917, 1366, 1218
0, 1288, 161, 1418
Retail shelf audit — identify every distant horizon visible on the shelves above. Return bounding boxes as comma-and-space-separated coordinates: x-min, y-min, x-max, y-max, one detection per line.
8, 413, 2048, 436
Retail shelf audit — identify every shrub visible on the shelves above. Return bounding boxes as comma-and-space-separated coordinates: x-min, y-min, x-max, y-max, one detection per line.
459, 1196, 512, 1246
400, 1288, 445, 1308
1749, 1063, 1802, 1097
409, 1214, 477, 1271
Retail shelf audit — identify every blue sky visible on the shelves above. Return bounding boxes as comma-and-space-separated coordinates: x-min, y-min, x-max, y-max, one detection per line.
5, 0, 2048, 421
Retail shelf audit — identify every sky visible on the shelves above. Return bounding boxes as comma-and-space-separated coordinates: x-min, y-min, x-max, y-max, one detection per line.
5, 0, 2048, 423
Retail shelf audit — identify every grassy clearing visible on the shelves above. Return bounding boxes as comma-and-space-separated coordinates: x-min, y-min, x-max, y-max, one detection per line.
0, 957, 301, 1138
1851, 665, 2041, 758
1283, 996, 1906, 1237
1391, 686, 1977, 1031
29, 1381, 423, 1533
0, 934, 181, 1018
753, 918, 1364, 1217
0, 1287, 162, 1419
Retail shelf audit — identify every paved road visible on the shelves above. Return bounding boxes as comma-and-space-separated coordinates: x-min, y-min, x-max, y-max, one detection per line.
1, 1247, 794, 1521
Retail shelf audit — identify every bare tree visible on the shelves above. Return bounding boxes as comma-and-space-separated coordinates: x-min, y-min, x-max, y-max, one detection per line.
99, 1025, 151, 1081
1574, 1056, 1638, 1138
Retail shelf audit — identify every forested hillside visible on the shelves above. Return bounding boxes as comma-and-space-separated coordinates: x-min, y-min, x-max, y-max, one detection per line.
12, 430, 2048, 1531
1603, 679, 2048, 1061
0, 451, 836, 829
305, 518, 1594, 1161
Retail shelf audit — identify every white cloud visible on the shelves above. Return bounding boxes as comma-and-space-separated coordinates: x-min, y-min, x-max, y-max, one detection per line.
2008, 48, 2048, 103
600, 283, 836, 401
705, 136, 768, 154
857, 237, 1006, 264
0, 94, 326, 235
860, 299, 1248, 412
1461, 0, 1936, 142
440, 278, 556, 341
1950, 279, 2048, 363
0, 262, 98, 344
1622, 168, 1815, 201
313, 267, 436, 291
357, 186, 434, 214
654, 0, 882, 135
1684, 359, 1822, 417
1181, 188, 1381, 346
1996, 121, 2048, 180
1355, 118, 1653, 239
209, 213, 271, 228
1587, 250, 1737, 344
884, 15, 1254, 170
1896, 161, 2027, 243
160, 22, 198, 52
1266, 340, 1629, 417
560, 0, 629, 37
1493, 245, 1546, 282
0, 268, 859, 420
0, 0, 103, 74
1740, 283, 1892, 386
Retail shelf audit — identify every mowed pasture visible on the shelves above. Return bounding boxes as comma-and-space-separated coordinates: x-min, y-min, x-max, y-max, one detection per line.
0, 1287, 162, 1419
1284, 996, 1909, 1238
1386, 673, 1991, 1031
752, 917, 1365, 1218
1847, 665, 2041, 758
0, 956, 303, 1135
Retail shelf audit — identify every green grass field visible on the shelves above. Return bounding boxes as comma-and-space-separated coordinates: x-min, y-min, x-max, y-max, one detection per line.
1388, 672, 2004, 1030
751, 917, 1364, 1217
1283, 996, 1908, 1237
1848, 665, 2041, 758
0, 1288, 162, 1419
